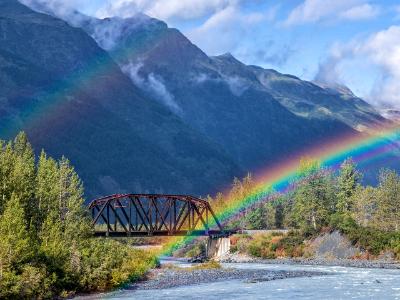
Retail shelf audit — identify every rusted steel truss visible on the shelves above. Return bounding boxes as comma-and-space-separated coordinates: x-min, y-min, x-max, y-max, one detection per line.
88, 194, 226, 237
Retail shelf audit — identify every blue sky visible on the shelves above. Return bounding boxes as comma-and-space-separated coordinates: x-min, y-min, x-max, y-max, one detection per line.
37, 0, 400, 109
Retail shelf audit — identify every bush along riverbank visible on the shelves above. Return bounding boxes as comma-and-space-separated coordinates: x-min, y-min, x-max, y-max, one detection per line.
201, 157, 400, 265
224, 230, 400, 267
0, 133, 158, 299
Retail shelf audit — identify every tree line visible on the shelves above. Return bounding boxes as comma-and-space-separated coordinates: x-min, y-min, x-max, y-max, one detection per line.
209, 158, 400, 257
0, 133, 157, 299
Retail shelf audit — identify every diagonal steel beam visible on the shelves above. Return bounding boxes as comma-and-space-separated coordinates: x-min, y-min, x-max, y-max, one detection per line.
92, 200, 109, 225
177, 204, 191, 231
93, 205, 113, 232
175, 202, 188, 230
116, 198, 133, 231
193, 206, 208, 230
109, 203, 128, 233
156, 198, 172, 231
130, 197, 150, 232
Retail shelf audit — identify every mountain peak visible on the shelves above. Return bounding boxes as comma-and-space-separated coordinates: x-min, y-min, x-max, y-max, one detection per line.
217, 52, 237, 60
313, 81, 355, 97
220, 52, 235, 58
213, 52, 244, 66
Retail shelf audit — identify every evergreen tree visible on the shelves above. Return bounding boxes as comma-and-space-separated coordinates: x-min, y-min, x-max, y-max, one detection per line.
272, 200, 284, 229
11, 133, 36, 227
337, 158, 361, 214
0, 142, 15, 214
39, 211, 68, 269
292, 168, 336, 231
244, 203, 268, 229
264, 202, 276, 229
376, 169, 400, 231
0, 194, 35, 274
351, 186, 378, 227
36, 151, 59, 228
58, 157, 91, 240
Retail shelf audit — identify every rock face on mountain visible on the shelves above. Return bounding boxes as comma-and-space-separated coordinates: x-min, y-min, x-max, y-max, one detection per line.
79, 14, 367, 170
0, 1, 393, 198
0, 0, 240, 198
79, 13, 385, 129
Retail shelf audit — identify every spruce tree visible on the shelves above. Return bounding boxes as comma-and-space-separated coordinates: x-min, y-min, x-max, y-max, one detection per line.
11, 133, 36, 227
351, 186, 378, 227
0, 142, 15, 214
36, 151, 59, 228
59, 157, 91, 240
376, 169, 400, 231
337, 158, 361, 214
292, 168, 336, 231
0, 194, 35, 273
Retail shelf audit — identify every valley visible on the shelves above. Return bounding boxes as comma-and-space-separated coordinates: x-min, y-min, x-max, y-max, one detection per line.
1, 1, 400, 299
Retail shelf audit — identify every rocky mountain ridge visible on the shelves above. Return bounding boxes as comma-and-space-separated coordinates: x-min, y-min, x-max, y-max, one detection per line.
0, 0, 396, 198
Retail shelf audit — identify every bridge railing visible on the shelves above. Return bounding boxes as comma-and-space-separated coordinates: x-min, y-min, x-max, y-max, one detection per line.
88, 194, 225, 237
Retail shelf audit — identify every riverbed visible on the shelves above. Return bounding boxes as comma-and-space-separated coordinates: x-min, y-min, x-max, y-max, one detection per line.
78, 260, 400, 299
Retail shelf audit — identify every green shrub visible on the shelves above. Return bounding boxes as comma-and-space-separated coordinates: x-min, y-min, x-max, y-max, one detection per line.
230, 244, 238, 253
331, 213, 400, 256
246, 234, 278, 259
189, 260, 221, 270
0, 133, 158, 298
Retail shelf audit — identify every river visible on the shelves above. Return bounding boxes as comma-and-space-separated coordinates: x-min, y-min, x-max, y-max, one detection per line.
82, 261, 400, 299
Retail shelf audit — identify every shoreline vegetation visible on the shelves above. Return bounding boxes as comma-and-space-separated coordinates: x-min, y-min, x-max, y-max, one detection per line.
0, 133, 157, 299
196, 157, 400, 263
218, 254, 400, 269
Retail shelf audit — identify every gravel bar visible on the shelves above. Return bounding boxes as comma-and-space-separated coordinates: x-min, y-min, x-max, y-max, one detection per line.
220, 256, 400, 269
130, 268, 327, 290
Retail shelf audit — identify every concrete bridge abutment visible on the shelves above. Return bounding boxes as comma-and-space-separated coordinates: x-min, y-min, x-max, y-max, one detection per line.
206, 236, 231, 258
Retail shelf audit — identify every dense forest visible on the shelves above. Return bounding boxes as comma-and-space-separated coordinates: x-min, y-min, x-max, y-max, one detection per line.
0, 133, 157, 299
208, 158, 400, 258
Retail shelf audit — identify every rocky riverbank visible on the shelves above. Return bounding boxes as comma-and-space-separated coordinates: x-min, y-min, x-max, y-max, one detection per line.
130, 267, 327, 290
218, 253, 400, 269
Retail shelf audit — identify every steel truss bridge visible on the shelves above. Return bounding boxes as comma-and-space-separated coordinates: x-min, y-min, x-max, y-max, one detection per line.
89, 194, 228, 237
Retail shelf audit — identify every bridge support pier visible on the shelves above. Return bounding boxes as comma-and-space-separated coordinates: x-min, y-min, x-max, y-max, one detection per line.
206, 237, 231, 259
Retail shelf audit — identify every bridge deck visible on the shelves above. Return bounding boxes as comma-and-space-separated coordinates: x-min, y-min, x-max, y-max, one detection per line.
94, 230, 234, 238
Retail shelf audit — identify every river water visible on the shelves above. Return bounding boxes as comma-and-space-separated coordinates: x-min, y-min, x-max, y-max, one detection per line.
89, 262, 400, 299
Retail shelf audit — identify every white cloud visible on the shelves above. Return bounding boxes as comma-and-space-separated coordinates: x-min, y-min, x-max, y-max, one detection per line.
96, 0, 238, 21
96, 0, 275, 59
188, 5, 267, 55
339, 4, 380, 20
223, 75, 249, 96
361, 26, 400, 107
122, 62, 181, 113
316, 26, 400, 109
19, 0, 91, 27
284, 0, 379, 26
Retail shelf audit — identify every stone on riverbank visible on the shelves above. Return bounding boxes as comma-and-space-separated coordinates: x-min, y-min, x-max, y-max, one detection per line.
131, 267, 326, 290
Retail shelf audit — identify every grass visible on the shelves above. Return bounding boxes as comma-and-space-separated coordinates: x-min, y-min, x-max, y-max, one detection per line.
162, 260, 222, 271
189, 260, 222, 270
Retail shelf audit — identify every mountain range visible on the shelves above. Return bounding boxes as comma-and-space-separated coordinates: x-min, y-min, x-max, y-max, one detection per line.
0, 0, 395, 199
